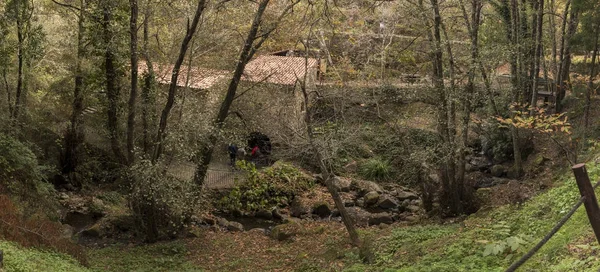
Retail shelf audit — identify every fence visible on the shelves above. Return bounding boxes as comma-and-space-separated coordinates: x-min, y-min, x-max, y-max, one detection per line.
203, 168, 245, 189
506, 163, 600, 271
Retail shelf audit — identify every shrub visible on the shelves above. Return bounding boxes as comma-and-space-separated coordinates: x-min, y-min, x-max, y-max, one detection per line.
0, 133, 50, 195
359, 157, 391, 181
219, 161, 314, 213
0, 195, 87, 265
128, 160, 200, 242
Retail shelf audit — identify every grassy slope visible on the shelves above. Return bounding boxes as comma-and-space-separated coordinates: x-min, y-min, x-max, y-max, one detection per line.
0, 240, 88, 272
88, 241, 201, 272
350, 162, 600, 272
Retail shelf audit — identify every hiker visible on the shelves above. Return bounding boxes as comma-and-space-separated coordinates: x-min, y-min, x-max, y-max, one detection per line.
251, 145, 260, 164
228, 143, 238, 167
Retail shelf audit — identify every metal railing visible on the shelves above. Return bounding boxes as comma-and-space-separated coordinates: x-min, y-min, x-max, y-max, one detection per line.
506, 163, 600, 271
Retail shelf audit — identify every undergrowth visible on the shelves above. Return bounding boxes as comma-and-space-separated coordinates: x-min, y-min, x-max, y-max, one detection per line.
0, 240, 88, 272
348, 161, 600, 271
219, 161, 314, 213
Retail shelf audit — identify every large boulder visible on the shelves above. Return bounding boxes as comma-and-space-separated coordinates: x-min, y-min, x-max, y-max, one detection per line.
255, 210, 273, 220
332, 176, 352, 192
364, 191, 380, 206
312, 202, 332, 218
490, 165, 507, 177
270, 222, 302, 241
345, 207, 371, 227
368, 213, 393, 225
216, 217, 244, 232
351, 179, 383, 195
396, 191, 419, 201
226, 221, 244, 232
377, 196, 399, 209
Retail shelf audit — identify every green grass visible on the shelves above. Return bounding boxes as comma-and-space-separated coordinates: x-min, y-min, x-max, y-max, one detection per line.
348, 161, 600, 271
0, 240, 89, 272
89, 241, 202, 272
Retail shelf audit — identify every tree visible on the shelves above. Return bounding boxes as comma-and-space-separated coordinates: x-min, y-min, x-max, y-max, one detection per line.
100, 0, 127, 163
141, 0, 154, 154
152, 0, 207, 162
192, 0, 299, 186
51, 0, 88, 181
127, 0, 139, 164
5, 0, 42, 123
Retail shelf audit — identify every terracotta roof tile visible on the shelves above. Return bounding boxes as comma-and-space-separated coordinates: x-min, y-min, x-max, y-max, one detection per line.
242, 55, 318, 85
138, 61, 229, 90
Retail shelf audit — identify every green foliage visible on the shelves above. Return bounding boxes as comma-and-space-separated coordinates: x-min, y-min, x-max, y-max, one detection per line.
0, 133, 54, 200
89, 241, 202, 272
347, 159, 600, 271
0, 240, 88, 272
128, 160, 200, 242
359, 157, 391, 181
219, 161, 314, 213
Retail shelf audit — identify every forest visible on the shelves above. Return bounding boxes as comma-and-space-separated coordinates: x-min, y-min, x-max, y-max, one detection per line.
1, 0, 600, 271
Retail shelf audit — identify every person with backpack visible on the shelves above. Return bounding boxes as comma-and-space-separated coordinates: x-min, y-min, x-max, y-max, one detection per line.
228, 143, 238, 167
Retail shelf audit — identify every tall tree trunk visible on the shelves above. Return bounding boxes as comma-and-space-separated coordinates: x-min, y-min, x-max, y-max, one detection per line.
178, 40, 195, 122
3, 68, 12, 117
509, 0, 523, 176
299, 71, 361, 246
457, 0, 482, 203
13, 4, 24, 121
62, 0, 86, 177
102, 1, 126, 163
530, 0, 544, 113
127, 0, 139, 164
585, 26, 600, 130
152, 0, 207, 162
549, 0, 558, 78
141, 0, 154, 154
556, 2, 579, 112
193, 0, 299, 185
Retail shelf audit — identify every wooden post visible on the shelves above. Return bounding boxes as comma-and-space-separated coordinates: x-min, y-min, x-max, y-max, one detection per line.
572, 163, 600, 244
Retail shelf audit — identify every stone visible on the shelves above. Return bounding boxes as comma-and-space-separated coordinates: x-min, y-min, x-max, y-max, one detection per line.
407, 205, 421, 213
226, 221, 244, 232
216, 217, 229, 227
290, 198, 311, 218
396, 191, 419, 201
345, 207, 371, 227
469, 156, 492, 171
59, 192, 69, 200
255, 210, 273, 220
202, 215, 217, 225
364, 191, 380, 206
368, 213, 393, 225
312, 202, 332, 218
272, 208, 284, 220
405, 215, 419, 222
490, 165, 507, 177
377, 196, 399, 209
81, 223, 103, 238
351, 179, 383, 195
356, 199, 365, 207
332, 176, 352, 192
270, 222, 302, 241
61, 224, 74, 239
